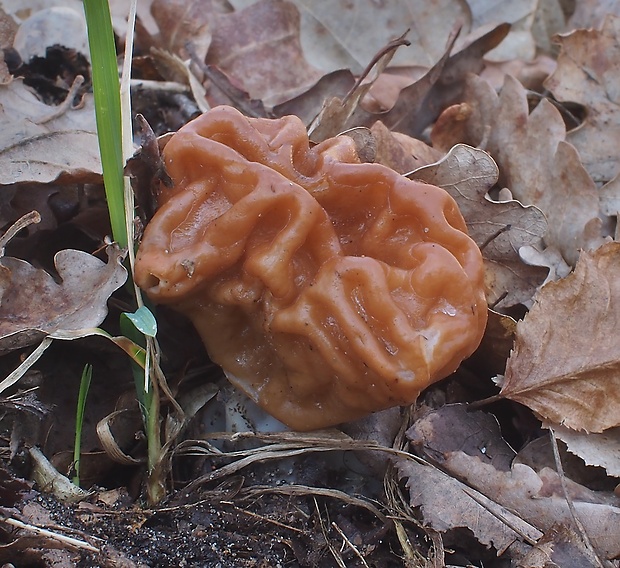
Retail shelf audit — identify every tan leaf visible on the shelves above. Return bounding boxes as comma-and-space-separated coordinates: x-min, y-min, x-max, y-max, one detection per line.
468, 0, 538, 60
371, 121, 441, 174
412, 144, 547, 308
0, 79, 100, 185
519, 244, 571, 285
150, 0, 231, 61
569, 1, 620, 45
206, 0, 322, 108
0, 6, 17, 49
12, 6, 89, 62
396, 459, 541, 556
359, 23, 510, 136
405, 405, 620, 559
433, 74, 605, 265
501, 242, 620, 432
518, 524, 607, 568
469, 309, 517, 377
0, 245, 127, 355
308, 32, 409, 142
545, 15, 620, 185
549, 424, 620, 478
291, 0, 471, 74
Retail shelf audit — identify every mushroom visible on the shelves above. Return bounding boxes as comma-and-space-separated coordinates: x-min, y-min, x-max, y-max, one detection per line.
134, 105, 487, 431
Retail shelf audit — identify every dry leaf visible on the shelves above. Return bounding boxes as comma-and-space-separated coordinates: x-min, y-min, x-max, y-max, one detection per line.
469, 0, 567, 60
514, 436, 614, 492
371, 121, 441, 174
519, 245, 571, 285
308, 33, 409, 142
545, 14, 620, 186
150, 0, 232, 61
12, 6, 90, 62
0, 7, 17, 49
398, 404, 541, 555
356, 24, 510, 137
273, 69, 355, 124
291, 0, 471, 74
550, 424, 620, 478
0, 245, 127, 355
468, 0, 538, 60
405, 405, 620, 559
396, 458, 541, 556
569, 0, 620, 42
433, 73, 605, 265
412, 144, 548, 308
517, 524, 606, 568
501, 242, 620, 432
0, 79, 100, 185
480, 55, 557, 92
469, 309, 517, 377
206, 0, 322, 108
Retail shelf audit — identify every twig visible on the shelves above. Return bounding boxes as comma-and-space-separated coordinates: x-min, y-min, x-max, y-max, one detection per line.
0, 210, 41, 255
130, 79, 190, 93
0, 338, 52, 395
34, 75, 85, 124
342, 30, 410, 105
331, 520, 370, 568
2, 517, 99, 553
314, 499, 346, 568
548, 429, 607, 568
228, 504, 305, 534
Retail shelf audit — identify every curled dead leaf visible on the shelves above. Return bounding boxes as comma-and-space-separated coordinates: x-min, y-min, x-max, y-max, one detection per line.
545, 14, 620, 185
206, 0, 322, 108
412, 144, 548, 308
0, 80, 101, 185
0, 242, 127, 355
548, 424, 620, 479
433, 74, 606, 266
403, 405, 620, 560
501, 242, 620, 433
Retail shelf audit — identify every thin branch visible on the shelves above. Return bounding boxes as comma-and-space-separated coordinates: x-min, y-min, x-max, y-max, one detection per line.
549, 429, 607, 568
2, 517, 99, 553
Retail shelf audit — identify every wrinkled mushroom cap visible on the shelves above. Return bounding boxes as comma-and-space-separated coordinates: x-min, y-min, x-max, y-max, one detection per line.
135, 105, 487, 431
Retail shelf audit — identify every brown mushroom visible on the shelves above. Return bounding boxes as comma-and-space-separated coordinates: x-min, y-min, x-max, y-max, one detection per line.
134, 105, 487, 431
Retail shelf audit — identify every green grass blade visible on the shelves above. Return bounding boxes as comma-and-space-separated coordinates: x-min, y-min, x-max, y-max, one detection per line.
83, 0, 127, 248
73, 364, 93, 486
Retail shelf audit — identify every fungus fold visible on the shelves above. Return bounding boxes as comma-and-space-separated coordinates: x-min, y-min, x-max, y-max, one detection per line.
135, 106, 487, 430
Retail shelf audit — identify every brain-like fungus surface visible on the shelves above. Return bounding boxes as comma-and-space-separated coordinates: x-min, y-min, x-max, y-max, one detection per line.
135, 106, 487, 431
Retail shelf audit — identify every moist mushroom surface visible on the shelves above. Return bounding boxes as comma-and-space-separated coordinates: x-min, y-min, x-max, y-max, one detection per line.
135, 105, 487, 431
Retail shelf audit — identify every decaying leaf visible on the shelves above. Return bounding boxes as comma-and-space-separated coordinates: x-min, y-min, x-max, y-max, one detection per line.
308, 23, 510, 142
569, 0, 620, 30
519, 244, 572, 286
290, 0, 471, 74
150, 0, 232, 61
412, 144, 548, 308
402, 405, 620, 559
371, 121, 441, 174
357, 24, 510, 137
517, 523, 606, 568
0, 79, 100, 185
396, 458, 541, 556
308, 31, 410, 142
432, 74, 606, 265
545, 14, 620, 185
550, 424, 620, 479
205, 0, 323, 108
501, 242, 620, 433
0, 243, 127, 355
469, 309, 517, 377
468, 0, 563, 61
